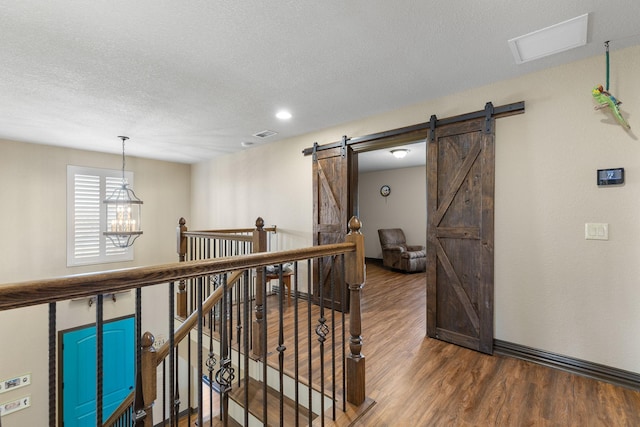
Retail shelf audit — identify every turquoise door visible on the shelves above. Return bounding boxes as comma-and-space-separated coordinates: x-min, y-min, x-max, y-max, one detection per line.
62, 316, 135, 426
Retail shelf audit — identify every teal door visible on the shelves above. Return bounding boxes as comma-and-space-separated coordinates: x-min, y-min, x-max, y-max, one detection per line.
61, 316, 135, 426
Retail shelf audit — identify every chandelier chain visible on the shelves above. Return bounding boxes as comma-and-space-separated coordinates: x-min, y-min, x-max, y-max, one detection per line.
118, 136, 129, 183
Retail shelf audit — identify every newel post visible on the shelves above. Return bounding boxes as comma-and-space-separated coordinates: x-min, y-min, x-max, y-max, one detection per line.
176, 217, 187, 318
137, 332, 157, 427
252, 217, 267, 357
345, 216, 366, 405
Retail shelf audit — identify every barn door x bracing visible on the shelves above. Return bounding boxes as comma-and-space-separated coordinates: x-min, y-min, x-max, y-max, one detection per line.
427, 117, 495, 354
311, 142, 357, 312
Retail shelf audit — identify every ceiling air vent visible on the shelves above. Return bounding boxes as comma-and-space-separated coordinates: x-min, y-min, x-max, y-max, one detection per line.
252, 130, 278, 138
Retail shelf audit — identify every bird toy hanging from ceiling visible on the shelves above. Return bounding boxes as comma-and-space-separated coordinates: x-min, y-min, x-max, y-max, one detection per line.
592, 41, 630, 129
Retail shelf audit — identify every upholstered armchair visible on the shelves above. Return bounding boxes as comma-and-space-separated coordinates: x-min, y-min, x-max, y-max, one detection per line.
377, 228, 426, 273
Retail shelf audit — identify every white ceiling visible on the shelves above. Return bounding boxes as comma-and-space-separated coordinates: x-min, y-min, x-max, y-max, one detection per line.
358, 141, 426, 173
2, 1, 640, 164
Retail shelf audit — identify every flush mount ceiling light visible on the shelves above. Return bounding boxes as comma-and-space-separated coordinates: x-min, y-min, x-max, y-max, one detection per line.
508, 13, 589, 64
276, 110, 292, 120
390, 149, 409, 159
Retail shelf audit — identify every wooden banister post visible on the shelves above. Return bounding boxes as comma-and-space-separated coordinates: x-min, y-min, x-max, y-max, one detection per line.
252, 217, 267, 357
177, 218, 187, 318
138, 332, 157, 427
345, 216, 366, 406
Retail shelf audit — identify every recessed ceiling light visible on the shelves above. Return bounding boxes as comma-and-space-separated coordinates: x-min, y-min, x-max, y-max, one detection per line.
276, 110, 292, 120
241, 141, 255, 147
508, 13, 589, 64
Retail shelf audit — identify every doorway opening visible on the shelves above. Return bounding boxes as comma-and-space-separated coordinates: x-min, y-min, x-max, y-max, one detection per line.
356, 139, 427, 263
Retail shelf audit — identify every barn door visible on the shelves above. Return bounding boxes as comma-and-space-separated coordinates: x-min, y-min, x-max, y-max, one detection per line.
312, 141, 357, 312
426, 117, 495, 354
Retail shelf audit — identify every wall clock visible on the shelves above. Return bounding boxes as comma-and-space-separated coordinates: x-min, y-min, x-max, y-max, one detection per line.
380, 185, 391, 197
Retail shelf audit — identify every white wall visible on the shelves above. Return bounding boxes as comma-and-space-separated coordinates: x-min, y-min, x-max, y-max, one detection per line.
192, 45, 640, 375
191, 136, 313, 249
359, 166, 427, 258
0, 140, 191, 427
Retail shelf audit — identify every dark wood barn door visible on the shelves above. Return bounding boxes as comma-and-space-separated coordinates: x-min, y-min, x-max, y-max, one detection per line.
312, 145, 357, 312
426, 117, 495, 354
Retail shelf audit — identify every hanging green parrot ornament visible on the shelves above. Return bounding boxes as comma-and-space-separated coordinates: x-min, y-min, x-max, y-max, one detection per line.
592, 85, 631, 129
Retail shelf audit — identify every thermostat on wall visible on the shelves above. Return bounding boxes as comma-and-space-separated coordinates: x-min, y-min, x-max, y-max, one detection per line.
597, 168, 624, 186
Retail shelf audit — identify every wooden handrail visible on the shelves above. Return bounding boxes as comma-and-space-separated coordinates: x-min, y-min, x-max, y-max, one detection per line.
186, 226, 276, 234
155, 270, 243, 362
182, 231, 253, 241
102, 390, 134, 426
0, 243, 355, 311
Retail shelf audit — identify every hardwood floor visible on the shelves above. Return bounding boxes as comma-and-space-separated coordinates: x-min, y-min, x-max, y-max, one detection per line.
348, 262, 640, 426
182, 261, 640, 426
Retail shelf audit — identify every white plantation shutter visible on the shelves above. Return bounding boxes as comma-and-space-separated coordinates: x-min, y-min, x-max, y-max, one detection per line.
67, 166, 133, 266
73, 174, 101, 259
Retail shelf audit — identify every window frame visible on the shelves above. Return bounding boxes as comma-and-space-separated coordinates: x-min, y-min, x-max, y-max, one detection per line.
67, 165, 135, 267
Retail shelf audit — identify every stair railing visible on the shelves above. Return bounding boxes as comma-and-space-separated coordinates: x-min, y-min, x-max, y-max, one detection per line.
0, 217, 366, 427
176, 216, 276, 319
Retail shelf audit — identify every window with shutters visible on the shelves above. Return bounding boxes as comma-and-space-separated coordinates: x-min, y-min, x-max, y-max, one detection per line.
67, 165, 134, 266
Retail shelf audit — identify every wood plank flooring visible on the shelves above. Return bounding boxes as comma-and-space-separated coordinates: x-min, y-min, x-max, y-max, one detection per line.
348, 261, 640, 426
182, 261, 640, 426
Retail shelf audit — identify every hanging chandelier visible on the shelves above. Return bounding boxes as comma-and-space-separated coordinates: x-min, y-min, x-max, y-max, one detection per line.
103, 136, 143, 248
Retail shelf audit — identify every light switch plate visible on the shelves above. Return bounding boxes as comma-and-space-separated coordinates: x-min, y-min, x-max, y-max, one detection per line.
0, 395, 31, 416
0, 373, 31, 394
585, 223, 609, 240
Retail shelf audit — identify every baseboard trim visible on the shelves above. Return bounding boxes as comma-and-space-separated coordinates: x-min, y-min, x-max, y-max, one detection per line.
494, 339, 640, 391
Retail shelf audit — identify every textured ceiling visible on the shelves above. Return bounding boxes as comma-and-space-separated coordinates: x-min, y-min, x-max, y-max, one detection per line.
1, 1, 639, 164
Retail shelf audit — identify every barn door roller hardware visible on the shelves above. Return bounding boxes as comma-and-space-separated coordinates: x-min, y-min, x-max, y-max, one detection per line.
429, 114, 437, 142
302, 101, 524, 154
484, 102, 495, 134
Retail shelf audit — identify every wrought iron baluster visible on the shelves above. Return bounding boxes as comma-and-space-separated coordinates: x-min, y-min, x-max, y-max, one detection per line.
215, 274, 234, 426
162, 360, 167, 426
277, 264, 286, 426
169, 281, 176, 426
307, 259, 313, 423
96, 294, 104, 426
206, 297, 216, 426
236, 272, 242, 389
330, 255, 336, 420
174, 344, 181, 426
197, 276, 204, 427
261, 268, 268, 426
134, 287, 145, 425
294, 261, 300, 426
316, 259, 328, 426
48, 302, 56, 427
243, 270, 251, 427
